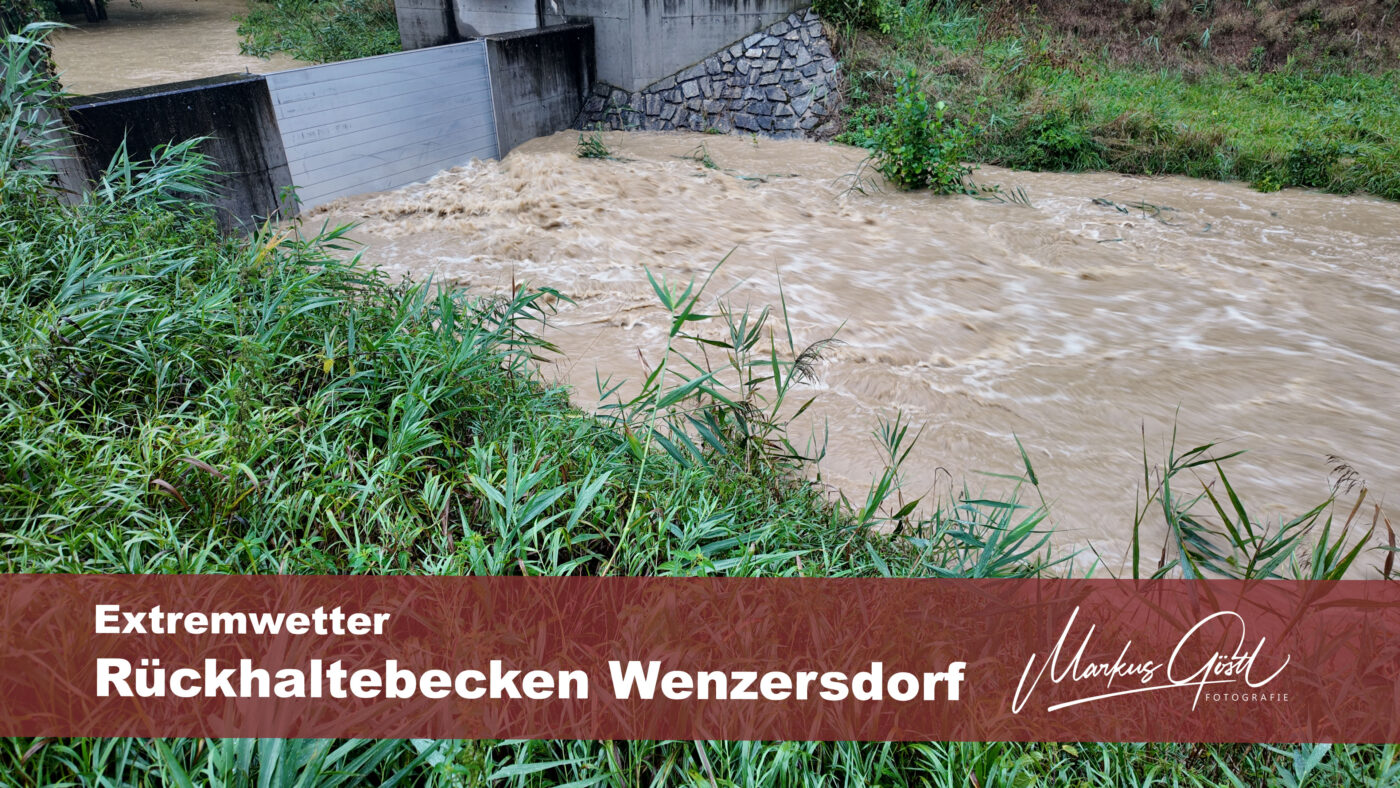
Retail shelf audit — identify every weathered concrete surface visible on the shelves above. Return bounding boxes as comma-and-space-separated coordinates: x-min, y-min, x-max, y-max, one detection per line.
423, 0, 807, 91
487, 24, 596, 154
560, 0, 807, 91
65, 73, 293, 230
44, 110, 91, 205
397, 0, 459, 49
453, 0, 538, 36
624, 0, 806, 92
7, 45, 90, 204
577, 9, 838, 139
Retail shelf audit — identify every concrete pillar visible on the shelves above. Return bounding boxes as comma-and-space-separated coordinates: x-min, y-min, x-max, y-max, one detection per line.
486, 24, 595, 154
396, 0, 460, 49
66, 74, 295, 231
453, 0, 539, 38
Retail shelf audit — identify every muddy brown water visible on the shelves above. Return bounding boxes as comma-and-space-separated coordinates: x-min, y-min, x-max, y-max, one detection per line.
313, 130, 1400, 576
50, 0, 306, 96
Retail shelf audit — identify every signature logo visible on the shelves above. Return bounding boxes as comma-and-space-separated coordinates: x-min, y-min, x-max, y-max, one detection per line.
1012, 607, 1289, 713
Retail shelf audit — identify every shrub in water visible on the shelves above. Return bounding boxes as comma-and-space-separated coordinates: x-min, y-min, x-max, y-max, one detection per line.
871, 69, 973, 192
576, 127, 612, 159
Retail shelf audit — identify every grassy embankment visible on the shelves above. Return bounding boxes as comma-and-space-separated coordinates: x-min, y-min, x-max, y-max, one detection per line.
1, 21, 1395, 788
237, 0, 400, 63
827, 0, 1400, 200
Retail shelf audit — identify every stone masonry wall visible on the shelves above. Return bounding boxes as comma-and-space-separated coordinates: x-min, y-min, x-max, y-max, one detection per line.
575, 9, 839, 139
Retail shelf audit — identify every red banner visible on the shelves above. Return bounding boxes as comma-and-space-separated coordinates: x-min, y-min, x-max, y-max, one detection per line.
1, 576, 1397, 741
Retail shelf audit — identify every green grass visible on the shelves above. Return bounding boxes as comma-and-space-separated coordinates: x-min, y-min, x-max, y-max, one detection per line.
0, 23, 1393, 787
835, 1, 1400, 199
236, 0, 400, 64
8, 737, 1400, 786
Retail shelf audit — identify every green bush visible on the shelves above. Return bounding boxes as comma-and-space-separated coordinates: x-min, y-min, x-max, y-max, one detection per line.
1011, 108, 1105, 171
832, 76, 888, 148
237, 0, 400, 64
1284, 137, 1349, 188
871, 69, 973, 192
812, 0, 881, 31
1, 0, 57, 30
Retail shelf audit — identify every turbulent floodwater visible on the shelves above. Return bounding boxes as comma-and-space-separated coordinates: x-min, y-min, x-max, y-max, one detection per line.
50, 0, 306, 95
315, 130, 1400, 574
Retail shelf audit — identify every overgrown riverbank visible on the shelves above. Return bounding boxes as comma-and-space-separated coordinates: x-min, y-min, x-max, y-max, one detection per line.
2, 23, 1396, 787
828, 0, 1400, 199
237, 0, 399, 63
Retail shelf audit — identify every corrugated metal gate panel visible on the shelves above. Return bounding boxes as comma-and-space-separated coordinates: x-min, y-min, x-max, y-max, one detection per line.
265, 41, 498, 210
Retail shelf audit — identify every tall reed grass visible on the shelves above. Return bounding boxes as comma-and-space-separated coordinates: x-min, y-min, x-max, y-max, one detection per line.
0, 25, 1390, 787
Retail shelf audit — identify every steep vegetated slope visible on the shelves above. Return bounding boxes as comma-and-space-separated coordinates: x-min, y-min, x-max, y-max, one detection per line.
830, 0, 1400, 199
980, 0, 1400, 71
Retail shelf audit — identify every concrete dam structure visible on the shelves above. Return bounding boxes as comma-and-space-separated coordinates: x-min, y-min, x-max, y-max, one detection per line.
400, 0, 841, 136
401, 0, 812, 90
58, 1, 835, 228
60, 26, 593, 228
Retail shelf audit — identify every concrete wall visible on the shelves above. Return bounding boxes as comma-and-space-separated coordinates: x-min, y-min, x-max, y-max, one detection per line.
437, 0, 807, 91
265, 41, 499, 211
60, 29, 598, 225
578, 10, 838, 138
65, 74, 293, 231
619, 0, 806, 91
40, 108, 91, 205
454, 0, 538, 36
396, 0, 458, 49
520, 0, 806, 91
486, 23, 595, 154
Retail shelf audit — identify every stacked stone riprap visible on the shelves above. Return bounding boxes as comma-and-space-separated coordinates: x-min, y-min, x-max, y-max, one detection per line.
575, 9, 840, 139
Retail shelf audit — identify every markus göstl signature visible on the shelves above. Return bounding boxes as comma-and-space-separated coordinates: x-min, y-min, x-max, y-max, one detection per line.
1012, 607, 1290, 713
